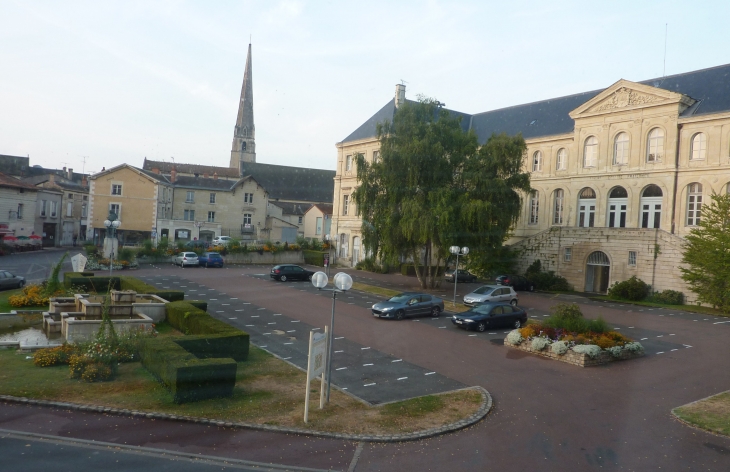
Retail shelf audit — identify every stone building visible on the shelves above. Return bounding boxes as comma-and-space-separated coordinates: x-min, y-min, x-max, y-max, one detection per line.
0, 172, 38, 239
333, 64, 730, 298
229, 43, 256, 169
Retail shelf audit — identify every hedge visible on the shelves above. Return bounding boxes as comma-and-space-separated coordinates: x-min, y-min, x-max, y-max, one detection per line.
62, 273, 184, 302
303, 250, 328, 267
187, 300, 208, 312
139, 338, 237, 403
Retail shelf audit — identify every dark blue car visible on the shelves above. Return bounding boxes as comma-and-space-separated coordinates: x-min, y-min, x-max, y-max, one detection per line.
198, 251, 224, 268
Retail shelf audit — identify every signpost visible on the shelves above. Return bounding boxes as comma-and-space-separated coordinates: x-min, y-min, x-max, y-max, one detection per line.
304, 326, 328, 423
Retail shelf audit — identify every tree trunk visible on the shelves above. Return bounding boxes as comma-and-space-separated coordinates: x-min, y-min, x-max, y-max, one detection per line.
412, 248, 426, 289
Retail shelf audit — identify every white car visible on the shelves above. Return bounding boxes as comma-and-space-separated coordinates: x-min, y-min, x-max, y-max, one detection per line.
212, 236, 233, 246
174, 251, 199, 267
462, 285, 518, 307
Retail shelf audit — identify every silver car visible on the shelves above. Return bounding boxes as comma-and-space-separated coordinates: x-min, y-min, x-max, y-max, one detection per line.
174, 251, 199, 267
462, 285, 518, 307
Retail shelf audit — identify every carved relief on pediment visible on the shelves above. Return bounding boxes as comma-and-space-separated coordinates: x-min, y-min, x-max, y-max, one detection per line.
589, 87, 664, 112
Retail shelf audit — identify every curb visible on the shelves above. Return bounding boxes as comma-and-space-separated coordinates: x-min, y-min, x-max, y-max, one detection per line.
0, 386, 492, 443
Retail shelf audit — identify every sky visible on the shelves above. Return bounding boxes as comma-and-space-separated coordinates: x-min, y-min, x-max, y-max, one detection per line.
1, 0, 729, 175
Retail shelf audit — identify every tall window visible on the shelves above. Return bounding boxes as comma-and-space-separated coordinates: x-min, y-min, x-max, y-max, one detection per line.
372, 150, 380, 163
553, 189, 564, 225
50, 201, 58, 217
109, 203, 120, 218
339, 233, 349, 258
244, 193, 253, 203
81, 204, 87, 217
184, 210, 195, 221
66, 201, 73, 217
691, 133, 707, 160
345, 155, 352, 171
111, 184, 122, 195
583, 137, 598, 167
556, 148, 567, 170
40, 200, 47, 216
578, 188, 596, 227
209, 193, 216, 204
686, 183, 703, 226
628, 251, 637, 266
17, 204, 23, 219
186, 191, 195, 203
316, 217, 323, 235
640, 185, 663, 228
607, 186, 628, 228
613, 132, 629, 165
342, 195, 350, 215
532, 151, 543, 172
207, 211, 215, 222
243, 213, 252, 225
564, 247, 572, 262
647, 128, 664, 162
298, 216, 303, 224
529, 191, 539, 224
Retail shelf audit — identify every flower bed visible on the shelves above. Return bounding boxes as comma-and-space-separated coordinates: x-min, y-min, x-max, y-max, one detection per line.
504, 326, 644, 367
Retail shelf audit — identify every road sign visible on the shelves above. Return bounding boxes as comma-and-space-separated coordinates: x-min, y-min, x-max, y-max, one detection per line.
323, 253, 330, 267
304, 326, 328, 423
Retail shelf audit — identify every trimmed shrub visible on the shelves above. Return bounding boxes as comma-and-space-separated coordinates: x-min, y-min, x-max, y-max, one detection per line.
303, 250, 328, 266
608, 276, 650, 301
531, 337, 549, 351
187, 300, 208, 312
525, 259, 572, 291
572, 344, 602, 358
624, 342, 644, 353
63, 272, 121, 291
506, 330, 523, 345
550, 341, 568, 355
648, 289, 684, 305
119, 276, 184, 302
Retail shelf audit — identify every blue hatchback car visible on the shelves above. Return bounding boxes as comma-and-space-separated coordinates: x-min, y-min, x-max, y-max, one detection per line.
198, 251, 224, 268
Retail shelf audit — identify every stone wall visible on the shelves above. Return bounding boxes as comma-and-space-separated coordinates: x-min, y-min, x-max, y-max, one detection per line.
511, 226, 695, 302
505, 339, 645, 367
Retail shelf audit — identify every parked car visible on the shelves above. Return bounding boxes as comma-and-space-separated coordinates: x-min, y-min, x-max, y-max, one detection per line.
451, 302, 527, 331
270, 264, 315, 282
174, 252, 199, 267
212, 236, 233, 246
185, 240, 209, 249
462, 285, 518, 307
0, 270, 25, 290
198, 251, 224, 268
444, 269, 477, 283
371, 292, 445, 319
495, 274, 534, 292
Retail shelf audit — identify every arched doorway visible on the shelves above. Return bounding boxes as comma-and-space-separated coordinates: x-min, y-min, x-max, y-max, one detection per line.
577, 187, 596, 227
352, 236, 361, 266
607, 186, 628, 227
640, 185, 663, 228
585, 251, 610, 293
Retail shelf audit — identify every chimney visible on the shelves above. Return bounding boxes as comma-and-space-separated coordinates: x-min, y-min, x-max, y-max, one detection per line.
82, 176, 88, 187
68, 168, 73, 180
204, 172, 209, 179
395, 84, 406, 108
213, 172, 218, 180
170, 168, 177, 183
48, 174, 55, 184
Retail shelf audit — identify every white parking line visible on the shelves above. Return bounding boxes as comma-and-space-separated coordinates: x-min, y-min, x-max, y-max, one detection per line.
412, 320, 420, 322
243, 303, 251, 305
283, 357, 291, 360
235, 309, 244, 312
392, 359, 402, 363
260, 345, 267, 348
210, 299, 218, 300
222, 304, 230, 306
363, 363, 373, 366
336, 367, 347, 371
335, 350, 344, 353
273, 314, 282, 316
245, 325, 254, 327
397, 377, 408, 381
671, 349, 678, 352
230, 298, 238, 300
469, 334, 477, 337
287, 330, 295, 333
335, 337, 344, 340
263, 333, 271, 335
361, 347, 370, 350
364, 383, 376, 387
641, 337, 648, 340
424, 372, 436, 376
291, 321, 300, 323
228, 317, 237, 320
669, 334, 676, 336
683, 345, 693, 348
657, 351, 664, 354
657, 335, 663, 337
628, 326, 634, 328
257, 308, 266, 311
284, 342, 293, 345
251, 315, 259, 318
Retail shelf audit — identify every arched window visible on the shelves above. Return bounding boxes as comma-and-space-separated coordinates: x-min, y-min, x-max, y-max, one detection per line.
556, 148, 567, 170
532, 151, 543, 172
241, 141, 246, 151
686, 183, 703, 226
647, 128, 664, 162
640, 185, 663, 228
584, 137, 598, 167
607, 186, 628, 228
553, 189, 564, 225
529, 191, 539, 224
691, 133, 707, 160
339, 233, 349, 258
578, 187, 596, 227
613, 132, 629, 166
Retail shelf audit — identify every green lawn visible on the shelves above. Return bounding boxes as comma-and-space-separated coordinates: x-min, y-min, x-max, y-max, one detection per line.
673, 391, 730, 437
0, 287, 46, 313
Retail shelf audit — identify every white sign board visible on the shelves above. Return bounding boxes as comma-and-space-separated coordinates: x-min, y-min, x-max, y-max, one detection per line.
304, 327, 328, 423
71, 253, 88, 273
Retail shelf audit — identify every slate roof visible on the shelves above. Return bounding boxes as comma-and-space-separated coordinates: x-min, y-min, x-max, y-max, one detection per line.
143, 158, 239, 179
270, 201, 312, 216
342, 63, 730, 144
172, 175, 244, 191
239, 162, 335, 203
306, 203, 333, 215
0, 172, 37, 191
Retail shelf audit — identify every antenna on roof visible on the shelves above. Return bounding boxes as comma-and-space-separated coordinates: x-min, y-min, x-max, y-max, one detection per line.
400, 79, 408, 85
663, 23, 668, 77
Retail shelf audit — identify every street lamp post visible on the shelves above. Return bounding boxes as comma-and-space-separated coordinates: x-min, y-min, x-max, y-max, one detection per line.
311, 270, 353, 403
449, 246, 469, 307
103, 212, 121, 276
194, 221, 204, 243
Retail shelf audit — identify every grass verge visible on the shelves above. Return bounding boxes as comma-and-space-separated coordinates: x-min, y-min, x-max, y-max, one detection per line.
673, 391, 730, 437
0, 344, 483, 436
0, 288, 46, 313
589, 295, 729, 317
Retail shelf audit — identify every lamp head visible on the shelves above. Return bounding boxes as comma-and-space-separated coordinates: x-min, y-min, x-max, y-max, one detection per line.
103, 220, 111, 228
111, 220, 121, 228
333, 272, 353, 291
449, 246, 460, 255
311, 271, 328, 289
461, 247, 470, 255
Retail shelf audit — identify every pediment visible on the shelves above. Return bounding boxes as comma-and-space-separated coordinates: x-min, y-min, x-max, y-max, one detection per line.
570, 80, 694, 118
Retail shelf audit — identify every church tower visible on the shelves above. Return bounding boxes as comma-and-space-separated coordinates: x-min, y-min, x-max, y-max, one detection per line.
230, 43, 256, 169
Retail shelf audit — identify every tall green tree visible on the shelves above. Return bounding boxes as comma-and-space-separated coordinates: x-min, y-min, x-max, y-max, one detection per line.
353, 97, 531, 289
680, 193, 730, 312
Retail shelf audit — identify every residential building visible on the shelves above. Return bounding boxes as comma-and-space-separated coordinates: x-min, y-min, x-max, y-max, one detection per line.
333, 64, 730, 299
0, 172, 38, 239
303, 204, 332, 241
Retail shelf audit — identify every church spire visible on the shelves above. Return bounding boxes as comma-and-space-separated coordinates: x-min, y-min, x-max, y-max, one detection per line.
230, 43, 256, 169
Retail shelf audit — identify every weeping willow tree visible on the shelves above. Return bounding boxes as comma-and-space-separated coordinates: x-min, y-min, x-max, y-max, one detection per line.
353, 97, 531, 289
